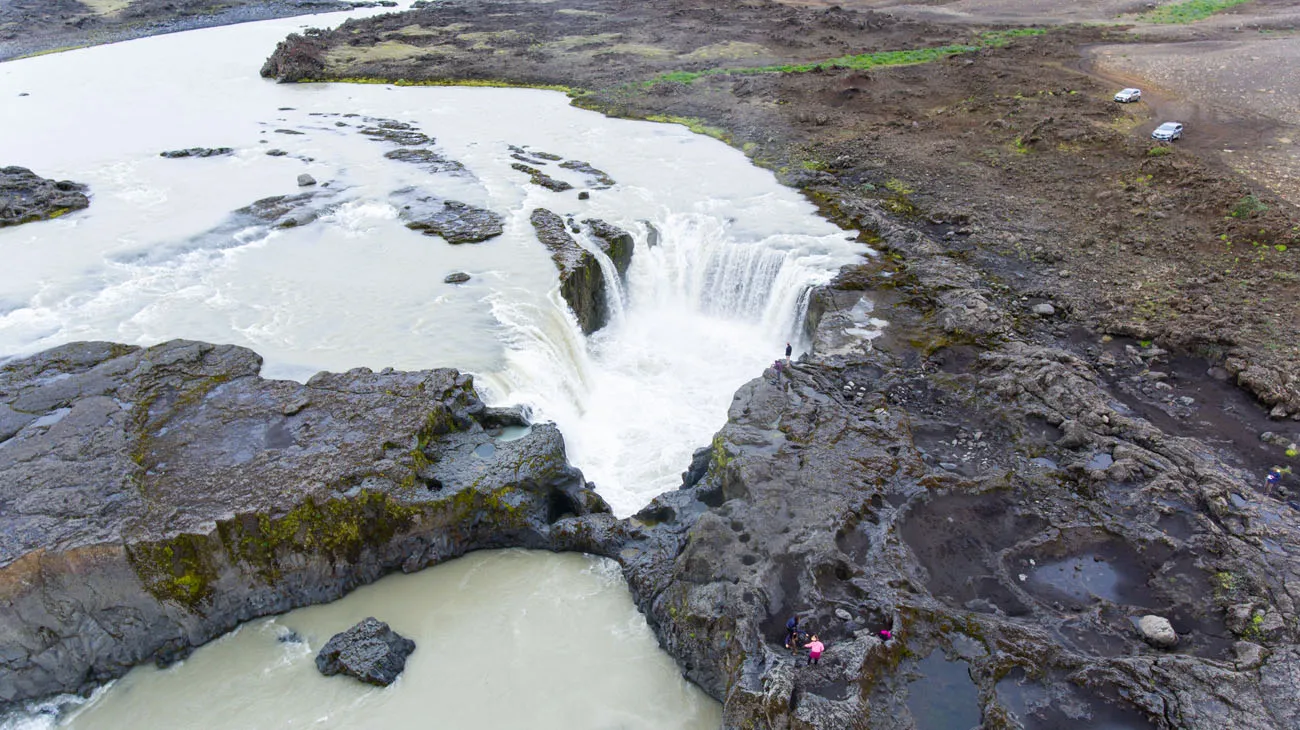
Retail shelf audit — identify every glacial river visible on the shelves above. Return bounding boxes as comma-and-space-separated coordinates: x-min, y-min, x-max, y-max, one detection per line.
0, 2, 872, 727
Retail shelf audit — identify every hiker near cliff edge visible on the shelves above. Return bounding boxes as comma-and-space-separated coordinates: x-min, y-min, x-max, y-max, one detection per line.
784, 615, 800, 650
804, 635, 825, 665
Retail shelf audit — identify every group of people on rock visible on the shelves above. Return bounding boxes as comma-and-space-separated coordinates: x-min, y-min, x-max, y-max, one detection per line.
783, 614, 892, 667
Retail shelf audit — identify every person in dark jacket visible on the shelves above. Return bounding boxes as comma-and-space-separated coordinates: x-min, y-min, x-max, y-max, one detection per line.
785, 342, 792, 359
784, 615, 800, 651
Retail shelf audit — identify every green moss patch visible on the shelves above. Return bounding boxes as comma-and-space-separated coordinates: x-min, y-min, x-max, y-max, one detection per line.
1135, 0, 1252, 24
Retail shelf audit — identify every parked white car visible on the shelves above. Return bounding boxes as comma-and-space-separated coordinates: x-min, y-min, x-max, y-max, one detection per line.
1151, 122, 1184, 141
1114, 88, 1142, 103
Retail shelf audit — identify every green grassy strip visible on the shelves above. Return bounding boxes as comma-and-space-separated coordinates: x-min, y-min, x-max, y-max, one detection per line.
1135, 0, 1251, 24
301, 77, 581, 94
651, 28, 1045, 85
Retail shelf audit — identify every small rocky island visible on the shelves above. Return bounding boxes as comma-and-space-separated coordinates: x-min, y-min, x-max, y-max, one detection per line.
0, 166, 89, 228
316, 617, 416, 686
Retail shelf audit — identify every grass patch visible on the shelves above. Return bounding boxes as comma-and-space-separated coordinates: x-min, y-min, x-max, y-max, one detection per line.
1136, 0, 1252, 24
1148, 146, 1174, 157
306, 77, 578, 94
643, 114, 731, 142
650, 29, 1046, 85
1230, 194, 1269, 218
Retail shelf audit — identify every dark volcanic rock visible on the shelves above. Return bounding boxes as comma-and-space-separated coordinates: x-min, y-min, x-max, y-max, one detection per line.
559, 160, 615, 189
444, 271, 471, 284
358, 119, 431, 147
511, 163, 572, 192
236, 192, 324, 229
0, 166, 89, 228
160, 147, 233, 158
530, 208, 609, 335
0, 339, 613, 709
583, 218, 634, 279
315, 617, 415, 686
393, 190, 504, 244
384, 148, 465, 174
260, 30, 328, 82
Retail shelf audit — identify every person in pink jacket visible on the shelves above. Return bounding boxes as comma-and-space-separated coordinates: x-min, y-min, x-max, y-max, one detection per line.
804, 635, 825, 665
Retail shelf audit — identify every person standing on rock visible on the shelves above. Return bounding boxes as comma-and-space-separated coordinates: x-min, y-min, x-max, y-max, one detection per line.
804, 635, 825, 666
784, 615, 801, 651
785, 342, 793, 359
1267, 466, 1290, 495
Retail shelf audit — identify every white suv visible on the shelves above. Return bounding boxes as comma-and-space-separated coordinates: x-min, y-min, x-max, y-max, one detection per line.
1114, 88, 1142, 103
1151, 122, 1184, 141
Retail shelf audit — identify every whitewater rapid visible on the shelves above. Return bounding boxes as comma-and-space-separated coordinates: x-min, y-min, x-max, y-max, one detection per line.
0, 5, 870, 517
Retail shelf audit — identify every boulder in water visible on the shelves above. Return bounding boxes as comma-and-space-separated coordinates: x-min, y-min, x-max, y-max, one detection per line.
297, 174, 317, 187
384, 148, 465, 174
393, 190, 504, 244
559, 160, 615, 188
530, 208, 609, 335
0, 166, 89, 228
444, 272, 471, 284
159, 147, 233, 158
315, 617, 415, 686
236, 192, 322, 229
511, 163, 572, 192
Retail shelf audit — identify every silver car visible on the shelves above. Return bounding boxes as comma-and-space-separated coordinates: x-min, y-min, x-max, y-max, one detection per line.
1114, 88, 1142, 103
1151, 122, 1184, 141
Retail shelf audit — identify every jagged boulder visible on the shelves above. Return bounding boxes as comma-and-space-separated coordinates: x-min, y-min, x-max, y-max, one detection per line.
315, 618, 415, 686
159, 147, 233, 158
0, 166, 89, 227
236, 192, 323, 229
530, 208, 609, 335
511, 162, 572, 192
583, 219, 634, 279
393, 190, 504, 244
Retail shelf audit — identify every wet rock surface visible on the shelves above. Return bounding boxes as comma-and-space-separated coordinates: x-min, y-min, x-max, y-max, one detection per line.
235, 191, 329, 229
530, 208, 609, 335
511, 162, 572, 192
160, 147, 233, 158
583, 218, 634, 279
393, 190, 505, 244
315, 617, 415, 686
0, 166, 89, 228
384, 147, 466, 174
560, 160, 615, 189
0, 339, 613, 709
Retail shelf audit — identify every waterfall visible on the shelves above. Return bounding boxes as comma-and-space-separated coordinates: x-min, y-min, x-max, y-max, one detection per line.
482, 210, 844, 517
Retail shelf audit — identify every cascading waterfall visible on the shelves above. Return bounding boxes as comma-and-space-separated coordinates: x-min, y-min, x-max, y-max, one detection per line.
481, 209, 848, 517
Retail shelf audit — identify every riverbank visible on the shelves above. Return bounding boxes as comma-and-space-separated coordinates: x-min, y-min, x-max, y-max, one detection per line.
0, 0, 356, 61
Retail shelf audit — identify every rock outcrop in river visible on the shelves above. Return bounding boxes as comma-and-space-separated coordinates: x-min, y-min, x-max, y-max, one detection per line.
530, 208, 611, 335
315, 617, 415, 686
0, 166, 89, 228
0, 340, 612, 708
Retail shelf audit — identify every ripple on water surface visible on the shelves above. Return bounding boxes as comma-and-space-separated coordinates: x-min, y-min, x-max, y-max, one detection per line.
40, 551, 720, 730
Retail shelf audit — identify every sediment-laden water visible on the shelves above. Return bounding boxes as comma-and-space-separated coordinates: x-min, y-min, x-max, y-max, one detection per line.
6, 551, 721, 730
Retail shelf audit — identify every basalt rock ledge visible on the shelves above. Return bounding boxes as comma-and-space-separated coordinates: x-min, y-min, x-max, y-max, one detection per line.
0, 339, 615, 709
